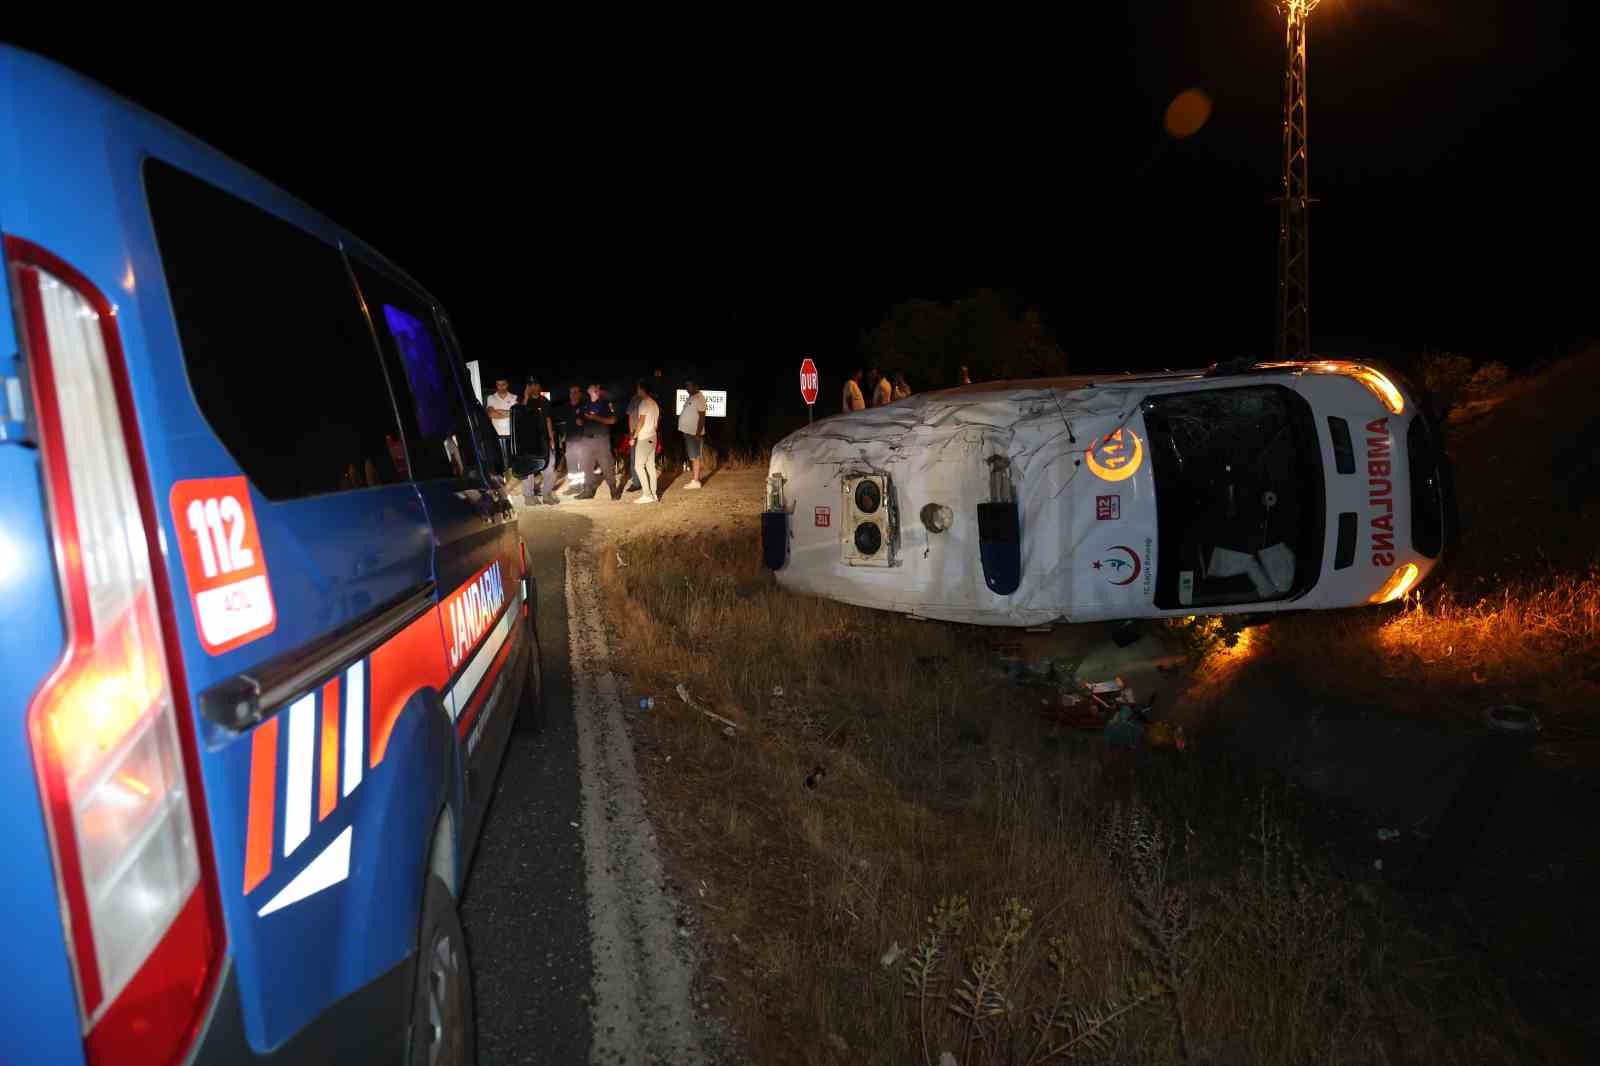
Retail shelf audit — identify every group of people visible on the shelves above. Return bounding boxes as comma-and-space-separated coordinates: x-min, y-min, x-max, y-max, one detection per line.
484, 373, 709, 507
841, 364, 971, 413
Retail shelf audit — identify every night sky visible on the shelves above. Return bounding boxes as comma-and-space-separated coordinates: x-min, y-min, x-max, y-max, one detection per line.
13, 4, 1594, 441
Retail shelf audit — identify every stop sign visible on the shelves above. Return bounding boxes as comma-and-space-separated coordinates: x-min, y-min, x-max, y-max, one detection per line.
799, 358, 819, 406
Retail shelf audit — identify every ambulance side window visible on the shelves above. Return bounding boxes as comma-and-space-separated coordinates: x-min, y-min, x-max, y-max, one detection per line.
145, 159, 408, 500
351, 263, 483, 483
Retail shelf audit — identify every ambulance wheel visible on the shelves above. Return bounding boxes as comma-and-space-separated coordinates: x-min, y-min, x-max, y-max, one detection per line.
409, 874, 476, 1066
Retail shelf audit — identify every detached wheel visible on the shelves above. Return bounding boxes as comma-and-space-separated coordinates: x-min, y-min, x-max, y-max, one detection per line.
409, 874, 475, 1066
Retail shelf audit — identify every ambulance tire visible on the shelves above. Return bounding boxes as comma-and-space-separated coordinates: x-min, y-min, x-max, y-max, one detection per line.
408, 873, 477, 1066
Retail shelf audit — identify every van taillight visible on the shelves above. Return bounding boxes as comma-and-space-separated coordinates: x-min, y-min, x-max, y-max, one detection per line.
8, 236, 223, 1066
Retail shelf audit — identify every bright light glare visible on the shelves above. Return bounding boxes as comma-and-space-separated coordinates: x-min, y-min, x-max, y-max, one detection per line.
45, 604, 166, 792
1347, 365, 1406, 415
1370, 563, 1420, 604
1261, 360, 1406, 414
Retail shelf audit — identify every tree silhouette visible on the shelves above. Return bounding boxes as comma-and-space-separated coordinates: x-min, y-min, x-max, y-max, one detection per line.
859, 289, 1068, 388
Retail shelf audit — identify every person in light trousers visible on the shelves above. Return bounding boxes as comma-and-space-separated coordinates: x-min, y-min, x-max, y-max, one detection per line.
630, 378, 661, 503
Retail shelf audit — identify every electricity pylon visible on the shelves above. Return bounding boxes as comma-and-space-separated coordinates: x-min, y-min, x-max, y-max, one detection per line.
1275, 1, 1319, 358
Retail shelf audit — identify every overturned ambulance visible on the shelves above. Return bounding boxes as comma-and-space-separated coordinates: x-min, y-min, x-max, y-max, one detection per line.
762, 362, 1455, 627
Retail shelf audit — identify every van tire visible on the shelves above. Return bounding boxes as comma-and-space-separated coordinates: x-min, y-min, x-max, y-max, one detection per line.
518, 619, 545, 732
408, 874, 476, 1066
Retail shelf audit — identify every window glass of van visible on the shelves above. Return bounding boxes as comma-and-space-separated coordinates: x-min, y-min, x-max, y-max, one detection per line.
350, 263, 482, 482
143, 159, 407, 500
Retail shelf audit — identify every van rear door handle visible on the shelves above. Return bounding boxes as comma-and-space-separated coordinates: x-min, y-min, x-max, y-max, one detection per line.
198, 581, 436, 734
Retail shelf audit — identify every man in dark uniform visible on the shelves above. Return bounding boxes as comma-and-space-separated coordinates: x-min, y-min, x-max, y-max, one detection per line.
575, 382, 619, 500
558, 384, 587, 496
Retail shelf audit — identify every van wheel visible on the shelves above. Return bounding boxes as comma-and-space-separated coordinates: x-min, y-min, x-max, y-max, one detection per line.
517, 619, 545, 732
409, 874, 475, 1066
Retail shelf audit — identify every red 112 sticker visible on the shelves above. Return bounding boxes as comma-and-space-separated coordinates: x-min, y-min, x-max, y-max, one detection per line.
169, 476, 277, 654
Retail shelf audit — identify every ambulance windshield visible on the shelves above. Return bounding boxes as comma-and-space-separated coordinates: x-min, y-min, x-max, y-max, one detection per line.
1142, 385, 1324, 608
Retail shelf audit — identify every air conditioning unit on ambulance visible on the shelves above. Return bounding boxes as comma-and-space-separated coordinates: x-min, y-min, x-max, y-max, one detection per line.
841, 472, 896, 566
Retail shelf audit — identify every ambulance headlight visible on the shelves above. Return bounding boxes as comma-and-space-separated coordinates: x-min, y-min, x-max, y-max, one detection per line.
1346, 365, 1406, 415
1369, 562, 1420, 604
1308, 361, 1405, 415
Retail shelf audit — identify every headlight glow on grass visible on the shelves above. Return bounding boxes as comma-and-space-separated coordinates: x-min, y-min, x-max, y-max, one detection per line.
1369, 563, 1420, 604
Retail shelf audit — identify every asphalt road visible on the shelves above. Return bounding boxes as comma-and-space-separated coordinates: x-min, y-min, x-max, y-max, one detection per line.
459, 505, 596, 1065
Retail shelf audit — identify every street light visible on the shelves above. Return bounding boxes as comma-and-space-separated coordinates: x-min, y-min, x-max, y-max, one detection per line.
1275, 0, 1321, 358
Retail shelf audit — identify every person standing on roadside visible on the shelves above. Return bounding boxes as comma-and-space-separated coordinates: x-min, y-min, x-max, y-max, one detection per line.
558, 384, 587, 495
485, 378, 516, 473
868, 366, 892, 408
517, 376, 559, 505
679, 377, 708, 489
622, 381, 645, 492
958, 364, 973, 385
892, 371, 912, 401
842, 368, 865, 412
577, 382, 619, 500
630, 378, 661, 504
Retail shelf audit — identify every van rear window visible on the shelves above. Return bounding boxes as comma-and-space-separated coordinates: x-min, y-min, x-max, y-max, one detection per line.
144, 160, 406, 500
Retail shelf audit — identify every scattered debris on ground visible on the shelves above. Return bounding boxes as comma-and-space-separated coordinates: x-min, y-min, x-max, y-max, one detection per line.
995, 627, 1191, 750
675, 683, 741, 735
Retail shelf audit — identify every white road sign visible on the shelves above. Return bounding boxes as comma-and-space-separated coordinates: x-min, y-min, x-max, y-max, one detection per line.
675, 389, 728, 418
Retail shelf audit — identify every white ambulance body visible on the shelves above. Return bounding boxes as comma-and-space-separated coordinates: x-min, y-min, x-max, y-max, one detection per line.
763, 362, 1452, 627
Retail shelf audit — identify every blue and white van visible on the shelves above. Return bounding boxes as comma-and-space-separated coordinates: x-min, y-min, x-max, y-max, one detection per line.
0, 45, 537, 1063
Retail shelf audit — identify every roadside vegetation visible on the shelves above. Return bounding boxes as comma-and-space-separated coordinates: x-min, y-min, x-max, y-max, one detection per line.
600, 527, 1571, 1064
597, 348, 1596, 1063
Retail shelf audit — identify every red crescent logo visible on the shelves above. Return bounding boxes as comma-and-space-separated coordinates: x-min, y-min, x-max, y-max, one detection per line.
1108, 545, 1142, 586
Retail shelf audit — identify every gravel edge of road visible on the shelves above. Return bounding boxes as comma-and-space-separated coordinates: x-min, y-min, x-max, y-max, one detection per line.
565, 546, 709, 1065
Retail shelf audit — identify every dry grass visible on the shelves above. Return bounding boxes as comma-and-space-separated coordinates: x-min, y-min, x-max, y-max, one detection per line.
704, 444, 772, 473
599, 528, 1572, 1065
1209, 567, 1600, 743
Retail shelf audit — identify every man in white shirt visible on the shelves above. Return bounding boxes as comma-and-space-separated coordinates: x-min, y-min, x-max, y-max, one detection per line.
678, 378, 708, 489
484, 378, 516, 474
630, 379, 662, 503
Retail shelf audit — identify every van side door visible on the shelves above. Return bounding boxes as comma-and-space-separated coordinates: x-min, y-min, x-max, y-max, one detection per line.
347, 260, 525, 847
